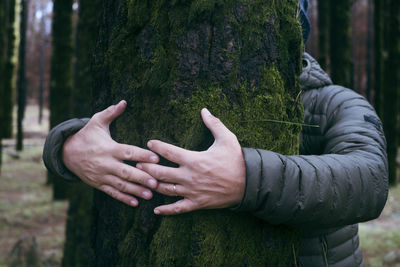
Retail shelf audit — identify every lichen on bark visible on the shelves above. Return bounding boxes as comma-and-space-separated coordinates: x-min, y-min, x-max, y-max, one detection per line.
90, 0, 303, 265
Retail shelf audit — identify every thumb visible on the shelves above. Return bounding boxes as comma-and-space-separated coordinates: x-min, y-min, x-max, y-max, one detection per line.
92, 100, 127, 126
201, 108, 233, 142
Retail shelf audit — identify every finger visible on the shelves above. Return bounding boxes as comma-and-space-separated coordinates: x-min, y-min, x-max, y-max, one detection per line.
108, 162, 158, 189
201, 108, 234, 142
92, 100, 127, 126
155, 182, 187, 197
104, 175, 153, 200
136, 163, 184, 184
154, 199, 196, 215
147, 140, 191, 164
99, 184, 139, 207
113, 143, 159, 163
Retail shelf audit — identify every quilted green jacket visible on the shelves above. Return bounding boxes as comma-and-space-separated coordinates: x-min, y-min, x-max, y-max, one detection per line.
43, 53, 388, 267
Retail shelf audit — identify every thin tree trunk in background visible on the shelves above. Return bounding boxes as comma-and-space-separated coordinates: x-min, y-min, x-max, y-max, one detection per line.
48, 0, 73, 199
3, 0, 16, 140
0, 1, 5, 173
0, 0, 16, 171
382, 0, 400, 185
38, 12, 45, 125
374, 0, 383, 117
366, 0, 373, 102
330, 0, 353, 88
317, 0, 330, 70
89, 1, 303, 265
61, 0, 100, 265
16, 0, 28, 151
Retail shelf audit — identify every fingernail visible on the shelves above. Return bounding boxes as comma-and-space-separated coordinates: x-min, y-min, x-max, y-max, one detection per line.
130, 200, 138, 206
154, 209, 160, 215
147, 141, 153, 148
143, 191, 151, 199
203, 108, 211, 116
150, 155, 158, 162
147, 179, 157, 188
136, 163, 142, 170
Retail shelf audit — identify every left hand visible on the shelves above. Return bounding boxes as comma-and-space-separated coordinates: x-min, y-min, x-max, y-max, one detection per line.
136, 108, 246, 215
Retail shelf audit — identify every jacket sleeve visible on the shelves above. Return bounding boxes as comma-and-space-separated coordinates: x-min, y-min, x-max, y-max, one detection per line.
232, 87, 388, 228
42, 118, 89, 182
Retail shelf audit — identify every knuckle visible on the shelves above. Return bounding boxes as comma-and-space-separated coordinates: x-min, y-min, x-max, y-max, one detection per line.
120, 167, 130, 179
212, 117, 222, 126
173, 205, 182, 214
124, 147, 135, 159
117, 181, 126, 192
106, 105, 115, 115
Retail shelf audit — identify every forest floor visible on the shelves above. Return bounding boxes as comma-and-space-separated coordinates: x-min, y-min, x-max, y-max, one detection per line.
0, 104, 399, 266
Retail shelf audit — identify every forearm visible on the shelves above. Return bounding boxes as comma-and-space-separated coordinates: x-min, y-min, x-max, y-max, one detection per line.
234, 148, 388, 228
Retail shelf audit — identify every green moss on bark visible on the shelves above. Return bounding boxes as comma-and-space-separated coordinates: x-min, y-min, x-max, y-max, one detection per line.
91, 0, 303, 265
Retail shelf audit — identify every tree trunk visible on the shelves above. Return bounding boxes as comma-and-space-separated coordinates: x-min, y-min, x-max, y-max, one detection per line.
317, 0, 330, 70
382, 0, 400, 185
48, 0, 74, 199
16, 0, 28, 151
366, 0, 373, 102
330, 0, 353, 88
374, 0, 384, 117
89, 1, 303, 265
61, 0, 101, 265
3, 0, 16, 140
38, 11, 45, 125
0, 0, 16, 172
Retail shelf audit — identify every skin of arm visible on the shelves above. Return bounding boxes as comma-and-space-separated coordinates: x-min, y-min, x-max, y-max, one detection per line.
136, 108, 246, 215
62, 100, 160, 207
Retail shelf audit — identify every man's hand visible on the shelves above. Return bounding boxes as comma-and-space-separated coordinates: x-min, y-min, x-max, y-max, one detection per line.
136, 108, 246, 215
62, 100, 160, 207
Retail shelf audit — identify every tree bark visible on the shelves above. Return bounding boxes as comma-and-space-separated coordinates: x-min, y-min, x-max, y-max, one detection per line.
317, 0, 330, 71
365, 0, 373, 102
61, 0, 101, 265
330, 0, 353, 88
2, 0, 16, 140
374, 0, 383, 117
382, 0, 400, 185
0, 0, 16, 171
88, 1, 303, 265
48, 0, 74, 199
16, 0, 28, 151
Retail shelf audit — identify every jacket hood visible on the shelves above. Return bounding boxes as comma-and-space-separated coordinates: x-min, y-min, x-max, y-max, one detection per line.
299, 53, 332, 90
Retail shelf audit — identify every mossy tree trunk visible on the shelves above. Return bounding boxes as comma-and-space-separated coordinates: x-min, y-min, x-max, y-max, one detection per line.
317, 0, 330, 71
16, 0, 28, 152
89, 1, 304, 266
49, 0, 74, 199
61, 0, 101, 265
382, 0, 400, 185
329, 0, 353, 88
0, 0, 16, 172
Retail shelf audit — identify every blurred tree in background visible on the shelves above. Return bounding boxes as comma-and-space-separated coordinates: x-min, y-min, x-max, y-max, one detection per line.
329, 0, 353, 88
16, 0, 28, 152
0, 0, 16, 171
61, 0, 101, 265
48, 0, 73, 199
317, 0, 329, 70
382, 0, 400, 185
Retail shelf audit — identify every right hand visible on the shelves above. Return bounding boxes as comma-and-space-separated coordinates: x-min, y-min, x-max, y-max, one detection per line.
62, 100, 160, 207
